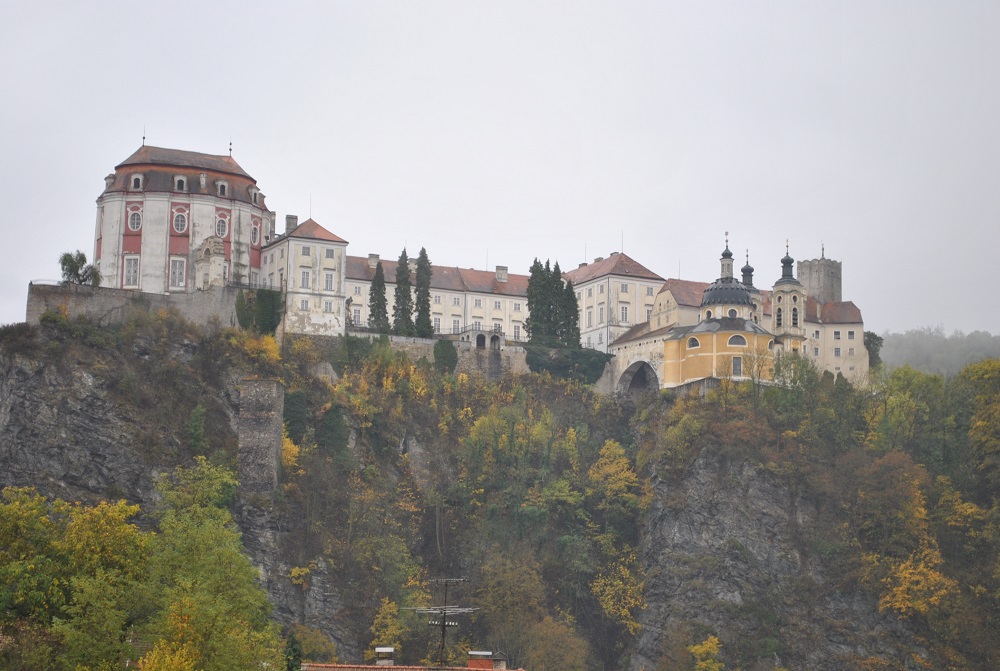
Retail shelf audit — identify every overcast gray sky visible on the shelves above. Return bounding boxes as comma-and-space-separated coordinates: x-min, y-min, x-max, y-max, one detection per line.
2, 1, 998, 335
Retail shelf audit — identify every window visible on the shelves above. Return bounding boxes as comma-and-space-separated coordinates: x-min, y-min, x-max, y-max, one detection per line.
814, 347, 820, 356
493, 300, 501, 310
175, 178, 186, 191
353, 308, 361, 324
587, 310, 593, 327
646, 286, 654, 296
300, 269, 310, 289
252, 191, 258, 205
514, 302, 521, 311
473, 320, 481, 330
433, 316, 441, 333
777, 295, 782, 303
128, 212, 142, 231
621, 283, 629, 292
280, 249, 284, 258
813, 330, 820, 339
325, 272, 334, 291
646, 308, 652, 321
434, 294, 441, 305
323, 301, 333, 313
775, 307, 782, 327
598, 332, 603, 344
169, 258, 186, 288
587, 287, 593, 298
687, 337, 700, 349
728, 335, 747, 346
792, 307, 799, 327
173, 213, 187, 234
123, 256, 139, 287
300, 299, 309, 311
453, 319, 460, 334
849, 347, 856, 356
216, 218, 228, 238
599, 285, 605, 294
301, 245, 311, 256
732, 356, 743, 377
576, 292, 581, 300
792, 295, 798, 303
325, 248, 335, 259
728, 309, 737, 318
620, 305, 629, 323
453, 297, 461, 306
513, 324, 521, 341
474, 298, 482, 308
250, 271, 259, 286
131, 176, 142, 189
354, 286, 361, 295
834, 331, 841, 340
250, 224, 260, 245
599, 306, 604, 323
218, 183, 227, 197
848, 331, 856, 340
834, 347, 842, 357
705, 310, 713, 319
493, 323, 502, 333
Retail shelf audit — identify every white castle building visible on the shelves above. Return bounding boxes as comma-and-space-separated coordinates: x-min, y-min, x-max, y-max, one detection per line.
90, 145, 868, 386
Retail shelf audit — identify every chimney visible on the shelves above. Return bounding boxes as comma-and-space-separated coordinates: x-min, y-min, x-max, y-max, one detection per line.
578, 262, 588, 268
199, 173, 207, 190
368, 253, 380, 269
375, 647, 395, 666
285, 215, 298, 233
594, 256, 603, 263
495, 265, 508, 283
104, 174, 114, 189
468, 651, 493, 670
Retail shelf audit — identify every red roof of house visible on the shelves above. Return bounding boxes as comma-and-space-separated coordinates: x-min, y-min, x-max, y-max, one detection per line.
287, 219, 349, 244
563, 252, 663, 285
804, 297, 863, 324
658, 278, 710, 307
116, 145, 252, 179
345, 257, 529, 297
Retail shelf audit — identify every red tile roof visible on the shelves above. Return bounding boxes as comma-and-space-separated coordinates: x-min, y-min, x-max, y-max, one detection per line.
117, 145, 252, 179
804, 297, 863, 324
659, 278, 709, 306
288, 219, 349, 244
345, 257, 528, 297
563, 252, 663, 285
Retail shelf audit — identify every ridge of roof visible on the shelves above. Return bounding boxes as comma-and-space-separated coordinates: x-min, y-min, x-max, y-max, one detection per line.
286, 219, 349, 244
344, 256, 529, 296
563, 253, 664, 284
116, 145, 252, 179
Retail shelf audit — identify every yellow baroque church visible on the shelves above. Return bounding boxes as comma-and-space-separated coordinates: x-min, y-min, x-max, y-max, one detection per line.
609, 238, 867, 393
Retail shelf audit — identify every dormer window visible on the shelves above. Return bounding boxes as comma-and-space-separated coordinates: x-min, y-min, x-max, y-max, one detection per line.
252, 191, 258, 204
130, 174, 143, 190
216, 181, 228, 197
175, 177, 186, 191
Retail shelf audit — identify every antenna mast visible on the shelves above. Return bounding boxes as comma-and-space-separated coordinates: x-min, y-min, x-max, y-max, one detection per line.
412, 577, 476, 666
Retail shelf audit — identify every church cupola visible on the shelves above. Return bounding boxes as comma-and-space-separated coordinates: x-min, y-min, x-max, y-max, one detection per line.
741, 250, 755, 288
774, 241, 801, 287
720, 232, 735, 279
701, 233, 753, 319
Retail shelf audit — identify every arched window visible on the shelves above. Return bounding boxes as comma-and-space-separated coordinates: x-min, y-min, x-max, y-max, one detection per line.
776, 307, 783, 327
176, 178, 186, 191
728, 308, 737, 318
250, 224, 260, 246
687, 337, 700, 349
128, 212, 142, 231
130, 175, 142, 189
768, 339, 774, 350
216, 218, 228, 238
705, 309, 713, 319
792, 307, 799, 327
173, 213, 188, 234
728, 334, 747, 347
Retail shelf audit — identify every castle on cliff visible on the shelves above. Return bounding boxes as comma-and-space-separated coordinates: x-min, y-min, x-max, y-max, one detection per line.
84, 144, 867, 390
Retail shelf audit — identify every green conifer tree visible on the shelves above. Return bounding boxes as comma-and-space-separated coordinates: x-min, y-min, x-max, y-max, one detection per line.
414, 247, 434, 338
559, 279, 581, 348
393, 249, 415, 336
369, 262, 390, 333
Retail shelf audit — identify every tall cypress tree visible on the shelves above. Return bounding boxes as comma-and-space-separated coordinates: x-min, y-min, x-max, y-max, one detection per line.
368, 262, 390, 333
525, 258, 548, 343
559, 279, 581, 348
393, 249, 415, 336
414, 247, 434, 337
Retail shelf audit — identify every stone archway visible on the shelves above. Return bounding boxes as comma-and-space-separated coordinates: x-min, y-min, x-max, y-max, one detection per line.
476, 334, 486, 349
618, 360, 659, 395
490, 335, 500, 350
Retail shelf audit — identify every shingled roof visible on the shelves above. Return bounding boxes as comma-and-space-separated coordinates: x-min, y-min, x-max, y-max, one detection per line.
116, 145, 252, 179
345, 257, 529, 297
286, 219, 348, 244
563, 252, 664, 285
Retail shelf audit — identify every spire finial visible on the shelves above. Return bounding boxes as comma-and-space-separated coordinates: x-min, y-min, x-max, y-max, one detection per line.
229, 139, 233, 157
142, 125, 145, 146
821, 241, 825, 259
746, 249, 749, 264
725, 230, 729, 248
786, 239, 789, 255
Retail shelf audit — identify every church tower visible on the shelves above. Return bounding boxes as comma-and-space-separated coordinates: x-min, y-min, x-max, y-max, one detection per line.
699, 234, 756, 322
771, 243, 806, 354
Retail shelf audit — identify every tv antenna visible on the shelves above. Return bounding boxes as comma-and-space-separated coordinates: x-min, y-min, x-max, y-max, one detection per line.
410, 577, 476, 666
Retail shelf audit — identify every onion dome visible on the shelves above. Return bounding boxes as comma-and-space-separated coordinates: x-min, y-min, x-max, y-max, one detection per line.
774, 241, 802, 286
741, 250, 755, 288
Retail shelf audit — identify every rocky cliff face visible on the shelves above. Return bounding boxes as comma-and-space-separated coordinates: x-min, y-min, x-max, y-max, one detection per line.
632, 450, 926, 671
